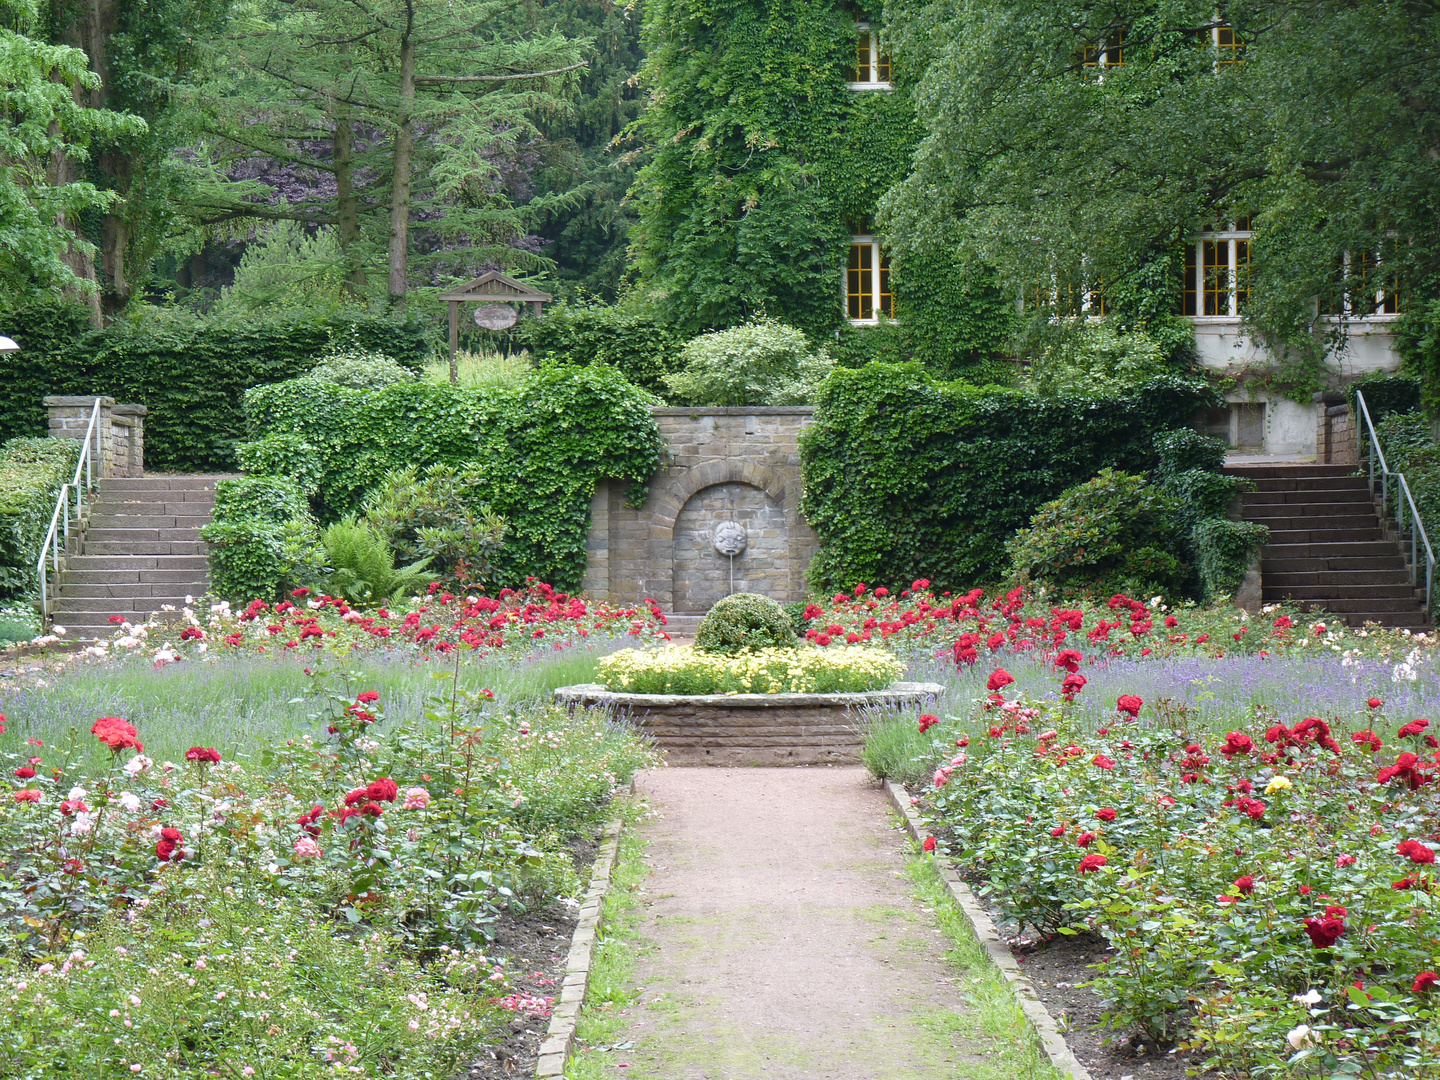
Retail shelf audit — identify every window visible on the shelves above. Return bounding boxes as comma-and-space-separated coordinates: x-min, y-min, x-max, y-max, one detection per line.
1322, 251, 1402, 317
847, 236, 893, 321
1178, 220, 1251, 318
850, 23, 891, 88
1215, 24, 1245, 65
1081, 29, 1125, 76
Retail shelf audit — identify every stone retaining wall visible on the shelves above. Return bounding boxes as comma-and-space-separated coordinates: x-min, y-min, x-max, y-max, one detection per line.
555, 682, 944, 766
45, 396, 147, 478
583, 407, 817, 611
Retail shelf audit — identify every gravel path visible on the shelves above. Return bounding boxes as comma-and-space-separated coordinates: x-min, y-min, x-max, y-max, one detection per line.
607, 766, 992, 1080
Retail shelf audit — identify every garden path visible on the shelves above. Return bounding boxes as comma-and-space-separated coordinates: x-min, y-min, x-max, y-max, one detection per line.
605, 766, 997, 1079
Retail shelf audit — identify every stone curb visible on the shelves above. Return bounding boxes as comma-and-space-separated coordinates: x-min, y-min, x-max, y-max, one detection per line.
884, 780, 1094, 1080
555, 681, 946, 709
533, 800, 627, 1078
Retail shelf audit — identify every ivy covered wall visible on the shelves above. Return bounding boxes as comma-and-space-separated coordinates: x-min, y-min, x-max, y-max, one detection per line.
629, 0, 1013, 370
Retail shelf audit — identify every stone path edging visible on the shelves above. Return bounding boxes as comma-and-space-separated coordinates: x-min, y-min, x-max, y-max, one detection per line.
534, 800, 627, 1077
884, 780, 1094, 1080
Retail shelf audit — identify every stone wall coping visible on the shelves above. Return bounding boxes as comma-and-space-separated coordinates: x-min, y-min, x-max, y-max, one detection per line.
111, 404, 148, 416
648, 406, 815, 417
44, 395, 115, 407
555, 681, 944, 708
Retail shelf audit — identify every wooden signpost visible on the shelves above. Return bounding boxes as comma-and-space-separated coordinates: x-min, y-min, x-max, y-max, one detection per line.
438, 271, 553, 383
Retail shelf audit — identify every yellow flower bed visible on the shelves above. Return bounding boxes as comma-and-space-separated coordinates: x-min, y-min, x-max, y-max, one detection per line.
596, 645, 904, 695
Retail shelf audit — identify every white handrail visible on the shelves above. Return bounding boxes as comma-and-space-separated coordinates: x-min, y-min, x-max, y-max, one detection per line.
35, 398, 103, 623
1355, 389, 1436, 619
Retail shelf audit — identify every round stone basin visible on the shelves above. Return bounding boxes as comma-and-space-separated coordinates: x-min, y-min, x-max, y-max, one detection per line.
554, 681, 946, 766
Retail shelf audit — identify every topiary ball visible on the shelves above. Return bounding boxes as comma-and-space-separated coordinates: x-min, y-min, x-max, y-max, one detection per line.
693, 593, 798, 655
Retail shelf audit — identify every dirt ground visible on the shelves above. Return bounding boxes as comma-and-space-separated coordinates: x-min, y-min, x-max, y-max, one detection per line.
600, 766, 1000, 1080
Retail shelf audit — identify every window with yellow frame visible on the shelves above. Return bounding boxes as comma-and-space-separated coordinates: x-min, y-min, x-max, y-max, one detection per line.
850, 23, 891, 87
847, 237, 893, 321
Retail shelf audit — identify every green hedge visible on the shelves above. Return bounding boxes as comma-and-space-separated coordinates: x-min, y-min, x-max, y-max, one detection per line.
200, 476, 321, 603
0, 438, 81, 601
516, 302, 687, 397
240, 366, 663, 591
1347, 373, 1423, 427
798, 364, 1219, 591
0, 301, 435, 473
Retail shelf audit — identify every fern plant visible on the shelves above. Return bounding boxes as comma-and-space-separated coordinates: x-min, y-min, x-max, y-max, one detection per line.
318, 519, 436, 605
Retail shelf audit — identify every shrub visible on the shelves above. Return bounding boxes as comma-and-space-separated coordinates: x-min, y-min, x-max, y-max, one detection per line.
1025, 322, 1176, 398
200, 475, 321, 602
596, 644, 902, 694
310, 344, 416, 389
663, 319, 834, 407
1395, 296, 1440, 414
1348, 372, 1423, 426
240, 365, 662, 590
1153, 428, 1228, 480
361, 465, 507, 589
694, 592, 798, 655
0, 437, 81, 601
0, 602, 39, 643
800, 364, 1218, 592
518, 301, 687, 396
1193, 517, 1270, 600
1006, 469, 1187, 596
318, 519, 436, 605
0, 301, 434, 471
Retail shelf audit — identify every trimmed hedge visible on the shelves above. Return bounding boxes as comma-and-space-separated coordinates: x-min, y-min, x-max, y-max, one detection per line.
0, 301, 434, 473
200, 476, 321, 603
0, 438, 81, 601
798, 364, 1219, 591
1347, 373, 1423, 427
240, 366, 663, 591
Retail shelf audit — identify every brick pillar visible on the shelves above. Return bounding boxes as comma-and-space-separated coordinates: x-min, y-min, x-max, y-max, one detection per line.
45, 396, 114, 478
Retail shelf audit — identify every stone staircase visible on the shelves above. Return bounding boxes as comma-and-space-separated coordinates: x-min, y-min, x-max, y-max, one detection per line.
51, 475, 227, 638
1227, 462, 1432, 633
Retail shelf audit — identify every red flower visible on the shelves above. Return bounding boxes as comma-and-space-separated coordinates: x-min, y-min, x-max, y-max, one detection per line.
1367, 697, 1383, 709
1164, 615, 1178, 628
1377, 751, 1431, 790
343, 788, 369, 807
1078, 853, 1107, 873
151, 798, 167, 810
108, 615, 125, 624
161, 827, 183, 843
1220, 732, 1253, 757
1302, 916, 1345, 948
1076, 831, 1096, 847
1050, 825, 1065, 837
356, 691, 380, 704
1414, 972, 1439, 993
1053, 650, 1082, 673
155, 840, 177, 861
918, 714, 938, 734
921, 836, 936, 852
1234, 875, 1254, 895
955, 736, 969, 749
90, 717, 143, 753
1115, 695, 1143, 718
361, 802, 384, 817
179, 626, 204, 641
60, 799, 88, 815
184, 747, 221, 764
1092, 754, 1115, 770
13, 766, 35, 779
13, 789, 41, 803
1399, 718, 1431, 738
1352, 730, 1384, 752
366, 778, 399, 803
986, 668, 1015, 692
1060, 672, 1087, 700
1398, 839, 1436, 864
874, 587, 889, 598
1096, 808, 1117, 823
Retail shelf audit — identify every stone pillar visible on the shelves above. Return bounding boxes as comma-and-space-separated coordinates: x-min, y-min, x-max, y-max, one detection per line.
1313, 391, 1355, 465
43, 396, 147, 478
109, 404, 147, 477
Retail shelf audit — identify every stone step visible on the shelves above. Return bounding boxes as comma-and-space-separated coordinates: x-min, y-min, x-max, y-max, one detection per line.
61, 568, 210, 585
1243, 488, 1371, 505
85, 528, 205, 544
97, 475, 234, 491
54, 595, 196, 613
1263, 541, 1401, 560
1260, 591, 1421, 611
1244, 511, 1380, 529
1281, 604, 1430, 631
1262, 555, 1406, 573
1225, 464, 1357, 479
91, 505, 213, 521
95, 490, 216, 506
84, 540, 206, 556
86, 515, 212, 529
1265, 527, 1385, 544
1264, 569, 1412, 588
1246, 476, 1368, 493
59, 582, 210, 599
66, 554, 209, 571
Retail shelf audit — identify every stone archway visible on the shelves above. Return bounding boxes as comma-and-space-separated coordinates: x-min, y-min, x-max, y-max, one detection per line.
671, 482, 790, 614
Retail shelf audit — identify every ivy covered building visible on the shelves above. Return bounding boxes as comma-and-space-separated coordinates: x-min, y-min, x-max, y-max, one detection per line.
631, 1, 1411, 459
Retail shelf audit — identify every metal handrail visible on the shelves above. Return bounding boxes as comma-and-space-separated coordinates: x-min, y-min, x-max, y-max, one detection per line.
1355, 389, 1436, 619
35, 398, 103, 623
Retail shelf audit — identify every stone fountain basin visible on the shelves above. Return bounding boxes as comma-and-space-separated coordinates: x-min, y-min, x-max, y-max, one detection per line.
554, 681, 946, 766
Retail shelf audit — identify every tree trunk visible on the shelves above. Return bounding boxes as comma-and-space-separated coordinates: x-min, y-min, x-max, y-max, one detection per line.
387, 7, 417, 304
47, 119, 104, 329
334, 110, 365, 294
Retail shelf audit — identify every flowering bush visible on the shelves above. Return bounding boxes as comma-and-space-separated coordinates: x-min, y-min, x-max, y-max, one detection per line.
894, 655, 1440, 1076
86, 580, 668, 668
596, 644, 904, 695
0, 650, 651, 1075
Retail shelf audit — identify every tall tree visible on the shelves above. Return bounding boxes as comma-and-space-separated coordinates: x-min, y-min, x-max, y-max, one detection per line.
881, 0, 1440, 361
1, 2, 145, 318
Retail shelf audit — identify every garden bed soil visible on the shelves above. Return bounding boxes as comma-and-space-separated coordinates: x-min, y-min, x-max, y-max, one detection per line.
461, 834, 596, 1079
